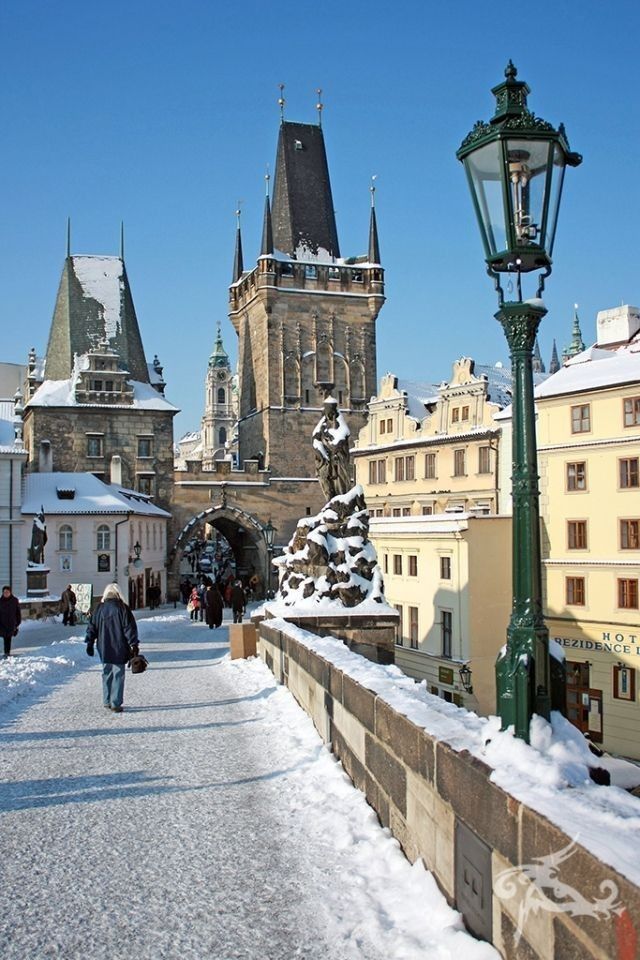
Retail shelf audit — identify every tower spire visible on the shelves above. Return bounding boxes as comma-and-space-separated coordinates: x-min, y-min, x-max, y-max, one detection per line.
120, 220, 125, 260
532, 336, 544, 373
261, 171, 274, 256
278, 83, 286, 123
232, 205, 244, 282
549, 338, 560, 374
562, 303, 586, 363
66, 217, 71, 258
368, 176, 381, 264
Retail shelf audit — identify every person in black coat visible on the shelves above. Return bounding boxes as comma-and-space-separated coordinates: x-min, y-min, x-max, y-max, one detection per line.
231, 581, 246, 624
85, 583, 139, 713
204, 583, 223, 629
0, 586, 21, 658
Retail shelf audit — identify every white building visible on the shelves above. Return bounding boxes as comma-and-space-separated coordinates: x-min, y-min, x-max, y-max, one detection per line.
20, 472, 170, 609
0, 370, 28, 590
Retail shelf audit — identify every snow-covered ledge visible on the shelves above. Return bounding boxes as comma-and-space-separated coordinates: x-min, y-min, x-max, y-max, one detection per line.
258, 618, 640, 960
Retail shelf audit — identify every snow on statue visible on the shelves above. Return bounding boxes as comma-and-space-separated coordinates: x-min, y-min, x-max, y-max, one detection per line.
28, 506, 47, 566
275, 400, 386, 609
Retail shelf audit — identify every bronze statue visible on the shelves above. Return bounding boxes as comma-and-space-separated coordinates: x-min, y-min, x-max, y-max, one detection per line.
312, 396, 352, 501
28, 506, 47, 566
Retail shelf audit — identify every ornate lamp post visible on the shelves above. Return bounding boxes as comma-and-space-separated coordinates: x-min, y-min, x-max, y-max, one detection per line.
264, 519, 276, 599
457, 62, 581, 740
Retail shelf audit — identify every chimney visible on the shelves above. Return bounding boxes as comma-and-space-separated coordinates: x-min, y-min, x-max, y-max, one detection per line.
110, 455, 122, 486
596, 305, 640, 347
39, 440, 53, 472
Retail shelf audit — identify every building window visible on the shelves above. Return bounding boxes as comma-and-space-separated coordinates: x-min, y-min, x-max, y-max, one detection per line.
96, 524, 111, 550
219, 427, 227, 446
567, 520, 587, 550
217, 387, 226, 404
422, 505, 433, 515
328, 266, 340, 281
369, 461, 376, 485
105, 380, 114, 392
408, 555, 418, 577
440, 556, 451, 580
478, 446, 491, 474
566, 576, 585, 605
59, 525, 73, 551
620, 519, 640, 550
304, 264, 317, 279
425, 453, 436, 479
305, 389, 310, 405
87, 435, 103, 458
402, 507, 411, 516
91, 379, 103, 391
405, 455, 415, 481
369, 459, 386, 485
393, 555, 402, 575
461, 405, 469, 421
567, 461, 586, 491
571, 404, 591, 433
409, 606, 419, 649
452, 408, 460, 423
394, 604, 403, 645
618, 579, 639, 609
383, 554, 388, 574
137, 437, 152, 458
138, 476, 153, 496
395, 457, 405, 482
620, 458, 640, 489
441, 610, 452, 659
613, 665, 636, 701
453, 449, 466, 477
380, 419, 386, 435
623, 397, 640, 427
392, 507, 402, 517
386, 418, 393, 433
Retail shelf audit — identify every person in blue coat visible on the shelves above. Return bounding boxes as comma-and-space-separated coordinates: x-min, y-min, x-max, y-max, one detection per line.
85, 583, 139, 713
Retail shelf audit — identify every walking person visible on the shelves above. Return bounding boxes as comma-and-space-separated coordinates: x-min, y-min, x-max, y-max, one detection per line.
60, 584, 77, 626
197, 580, 207, 622
204, 583, 223, 629
0, 585, 21, 659
188, 586, 200, 621
231, 580, 246, 624
85, 583, 139, 713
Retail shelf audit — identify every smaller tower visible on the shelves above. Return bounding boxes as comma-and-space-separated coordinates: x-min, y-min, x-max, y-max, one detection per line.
549, 339, 560, 375
532, 337, 545, 374
562, 304, 586, 363
201, 324, 238, 470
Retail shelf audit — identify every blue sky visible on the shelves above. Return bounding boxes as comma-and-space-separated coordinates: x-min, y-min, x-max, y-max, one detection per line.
3, 0, 640, 438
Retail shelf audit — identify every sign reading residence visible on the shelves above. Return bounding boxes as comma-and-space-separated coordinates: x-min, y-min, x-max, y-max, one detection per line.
553, 633, 640, 657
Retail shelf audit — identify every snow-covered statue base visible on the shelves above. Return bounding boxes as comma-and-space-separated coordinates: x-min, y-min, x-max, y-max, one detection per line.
261, 396, 397, 665
275, 485, 384, 609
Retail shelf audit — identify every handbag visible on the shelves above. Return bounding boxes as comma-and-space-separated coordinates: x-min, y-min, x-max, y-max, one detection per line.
129, 654, 149, 674
187, 600, 194, 612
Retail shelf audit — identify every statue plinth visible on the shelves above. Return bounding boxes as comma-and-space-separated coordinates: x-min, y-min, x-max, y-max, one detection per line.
259, 605, 397, 665
26, 566, 50, 598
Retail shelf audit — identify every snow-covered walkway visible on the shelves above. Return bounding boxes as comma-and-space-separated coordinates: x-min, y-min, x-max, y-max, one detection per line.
0, 612, 495, 960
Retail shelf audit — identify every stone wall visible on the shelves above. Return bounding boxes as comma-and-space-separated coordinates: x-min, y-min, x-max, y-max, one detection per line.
258, 620, 640, 959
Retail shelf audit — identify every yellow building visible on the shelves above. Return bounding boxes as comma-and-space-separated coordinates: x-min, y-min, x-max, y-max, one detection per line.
369, 513, 511, 714
353, 359, 518, 711
535, 304, 640, 759
353, 359, 513, 517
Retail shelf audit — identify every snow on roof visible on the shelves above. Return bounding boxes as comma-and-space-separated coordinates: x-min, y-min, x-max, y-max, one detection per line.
535, 336, 640, 399
0, 416, 24, 454
21, 473, 171, 517
72, 256, 123, 340
26, 376, 178, 412
397, 380, 440, 423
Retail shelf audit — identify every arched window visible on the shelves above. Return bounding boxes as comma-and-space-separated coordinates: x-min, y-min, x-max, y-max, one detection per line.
59, 525, 73, 551
97, 525, 110, 550
219, 427, 227, 445
217, 387, 226, 404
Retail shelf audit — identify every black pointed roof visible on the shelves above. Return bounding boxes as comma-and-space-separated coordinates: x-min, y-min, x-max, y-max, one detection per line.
271, 121, 340, 258
232, 223, 244, 282
44, 256, 149, 382
261, 193, 274, 256
368, 205, 381, 264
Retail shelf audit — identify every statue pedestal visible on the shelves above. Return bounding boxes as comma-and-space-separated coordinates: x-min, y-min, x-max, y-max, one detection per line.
26, 566, 50, 598
258, 605, 398, 665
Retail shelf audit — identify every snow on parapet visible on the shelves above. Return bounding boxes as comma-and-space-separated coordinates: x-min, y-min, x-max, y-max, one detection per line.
72, 256, 124, 340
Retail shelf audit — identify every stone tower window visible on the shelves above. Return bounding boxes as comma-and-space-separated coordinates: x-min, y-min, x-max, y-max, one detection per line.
219, 427, 227, 445
217, 387, 225, 404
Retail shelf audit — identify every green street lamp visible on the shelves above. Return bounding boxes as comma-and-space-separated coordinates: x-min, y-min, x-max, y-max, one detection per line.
264, 519, 276, 599
457, 62, 581, 741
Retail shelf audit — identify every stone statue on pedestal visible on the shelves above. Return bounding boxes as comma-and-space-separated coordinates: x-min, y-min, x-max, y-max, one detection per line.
28, 507, 47, 566
312, 396, 352, 501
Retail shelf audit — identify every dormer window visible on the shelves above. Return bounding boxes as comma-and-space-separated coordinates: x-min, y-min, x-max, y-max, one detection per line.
305, 265, 317, 279
328, 266, 340, 280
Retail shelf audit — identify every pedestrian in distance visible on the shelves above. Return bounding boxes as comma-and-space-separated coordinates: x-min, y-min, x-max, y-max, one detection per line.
197, 580, 207, 622
0, 585, 21, 659
188, 586, 200, 621
60, 584, 77, 626
231, 580, 246, 624
85, 582, 139, 713
204, 583, 223, 629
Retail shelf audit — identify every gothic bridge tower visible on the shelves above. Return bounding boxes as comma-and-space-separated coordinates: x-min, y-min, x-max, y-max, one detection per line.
229, 112, 385, 477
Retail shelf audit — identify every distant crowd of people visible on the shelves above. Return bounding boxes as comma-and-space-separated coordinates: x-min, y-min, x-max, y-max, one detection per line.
180, 573, 257, 625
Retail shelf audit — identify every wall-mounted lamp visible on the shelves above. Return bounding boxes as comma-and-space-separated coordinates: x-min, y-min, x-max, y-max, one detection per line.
459, 664, 473, 695
130, 541, 144, 570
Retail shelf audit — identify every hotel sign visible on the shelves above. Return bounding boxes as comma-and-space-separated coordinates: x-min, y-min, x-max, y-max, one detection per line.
553, 631, 640, 657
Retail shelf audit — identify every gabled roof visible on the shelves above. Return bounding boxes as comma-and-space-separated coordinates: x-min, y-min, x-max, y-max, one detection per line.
272, 121, 340, 259
21, 472, 171, 517
535, 333, 640, 399
44, 256, 150, 382
26, 374, 178, 412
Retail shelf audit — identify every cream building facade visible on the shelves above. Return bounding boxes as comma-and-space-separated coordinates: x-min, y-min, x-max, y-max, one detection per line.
370, 513, 511, 714
536, 304, 640, 758
354, 359, 518, 711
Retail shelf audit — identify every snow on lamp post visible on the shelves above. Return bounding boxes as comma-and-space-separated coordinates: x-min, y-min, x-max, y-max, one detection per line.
457, 62, 581, 741
264, 519, 276, 598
